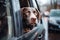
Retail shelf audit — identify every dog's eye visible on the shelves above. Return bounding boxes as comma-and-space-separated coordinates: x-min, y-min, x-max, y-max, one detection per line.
28, 11, 30, 13
25, 11, 30, 16
33, 11, 36, 13
33, 11, 37, 15
25, 10, 30, 13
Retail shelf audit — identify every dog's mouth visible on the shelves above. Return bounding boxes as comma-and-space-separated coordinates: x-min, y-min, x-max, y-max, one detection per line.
23, 19, 37, 27
30, 20, 37, 26
27, 22, 37, 28
27, 23, 37, 30
27, 20, 37, 27
30, 23, 36, 26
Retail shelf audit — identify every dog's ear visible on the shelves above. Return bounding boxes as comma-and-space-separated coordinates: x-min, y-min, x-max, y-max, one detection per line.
21, 7, 26, 16
21, 7, 27, 13
35, 8, 42, 22
21, 7, 28, 20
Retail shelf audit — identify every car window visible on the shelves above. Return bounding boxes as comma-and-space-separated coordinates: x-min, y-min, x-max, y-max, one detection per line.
35, 0, 51, 12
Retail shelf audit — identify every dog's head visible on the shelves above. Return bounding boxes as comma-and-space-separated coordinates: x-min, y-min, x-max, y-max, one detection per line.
21, 7, 42, 27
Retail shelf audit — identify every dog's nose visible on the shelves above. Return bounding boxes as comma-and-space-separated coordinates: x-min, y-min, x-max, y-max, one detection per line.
31, 18, 36, 22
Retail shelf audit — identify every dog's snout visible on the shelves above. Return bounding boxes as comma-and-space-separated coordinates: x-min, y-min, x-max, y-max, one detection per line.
31, 18, 36, 21
30, 18, 37, 25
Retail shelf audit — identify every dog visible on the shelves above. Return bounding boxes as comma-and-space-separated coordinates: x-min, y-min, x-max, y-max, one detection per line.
21, 7, 42, 33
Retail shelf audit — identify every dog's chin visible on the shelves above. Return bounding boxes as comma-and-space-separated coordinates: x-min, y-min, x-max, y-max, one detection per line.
29, 23, 37, 27
28, 23, 37, 30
